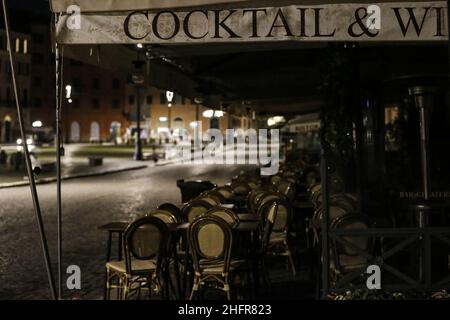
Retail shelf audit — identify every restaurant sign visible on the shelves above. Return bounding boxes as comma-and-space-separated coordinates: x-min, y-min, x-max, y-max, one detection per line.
56, 2, 448, 44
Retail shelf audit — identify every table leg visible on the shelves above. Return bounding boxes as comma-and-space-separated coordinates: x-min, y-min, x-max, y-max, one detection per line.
172, 239, 182, 299
251, 230, 260, 298
118, 232, 123, 261
182, 245, 190, 299
104, 232, 112, 300
106, 232, 112, 262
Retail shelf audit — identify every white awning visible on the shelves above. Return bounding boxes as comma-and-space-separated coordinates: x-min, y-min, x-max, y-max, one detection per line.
50, 1, 448, 44
49, 0, 433, 13
49, 0, 251, 13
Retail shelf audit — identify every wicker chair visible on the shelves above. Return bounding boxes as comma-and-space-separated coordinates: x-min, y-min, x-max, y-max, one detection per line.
105, 217, 169, 300
259, 199, 296, 275
188, 216, 244, 300
254, 192, 284, 216
230, 181, 252, 196
147, 209, 178, 224
246, 190, 267, 214
205, 207, 240, 227
157, 203, 183, 222
197, 192, 222, 206
182, 199, 213, 223
330, 214, 372, 280
214, 186, 234, 200
257, 202, 278, 286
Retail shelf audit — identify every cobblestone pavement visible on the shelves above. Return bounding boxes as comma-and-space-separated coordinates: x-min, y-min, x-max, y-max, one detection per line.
0, 163, 250, 300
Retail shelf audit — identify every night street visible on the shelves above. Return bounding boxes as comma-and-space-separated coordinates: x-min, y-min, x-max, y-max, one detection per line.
0, 163, 249, 300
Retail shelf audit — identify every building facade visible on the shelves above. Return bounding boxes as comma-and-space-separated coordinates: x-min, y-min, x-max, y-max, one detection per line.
61, 59, 129, 143
125, 85, 255, 144
2, 24, 255, 145
0, 29, 31, 143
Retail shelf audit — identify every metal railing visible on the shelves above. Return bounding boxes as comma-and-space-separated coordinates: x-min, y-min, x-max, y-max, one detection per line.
325, 227, 450, 293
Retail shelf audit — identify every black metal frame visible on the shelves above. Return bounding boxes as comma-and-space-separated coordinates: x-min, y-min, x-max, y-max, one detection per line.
324, 227, 450, 293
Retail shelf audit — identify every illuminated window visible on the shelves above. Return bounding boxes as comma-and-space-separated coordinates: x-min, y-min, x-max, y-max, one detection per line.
15, 38, 20, 53
23, 40, 28, 54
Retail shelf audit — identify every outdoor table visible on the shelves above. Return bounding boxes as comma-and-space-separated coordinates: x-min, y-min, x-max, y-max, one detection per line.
98, 221, 128, 300
97, 221, 128, 262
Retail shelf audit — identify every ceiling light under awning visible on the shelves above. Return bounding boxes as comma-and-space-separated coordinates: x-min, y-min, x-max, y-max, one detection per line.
203, 110, 225, 118
267, 116, 285, 126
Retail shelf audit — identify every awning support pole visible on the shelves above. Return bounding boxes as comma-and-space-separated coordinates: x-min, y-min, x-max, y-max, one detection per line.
320, 147, 330, 299
55, 37, 63, 300
2, 0, 57, 300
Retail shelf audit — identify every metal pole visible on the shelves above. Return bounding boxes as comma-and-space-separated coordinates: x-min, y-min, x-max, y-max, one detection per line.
409, 86, 434, 282
168, 102, 172, 133
320, 148, 329, 299
409, 87, 434, 201
55, 38, 63, 299
134, 86, 143, 160
2, 0, 57, 300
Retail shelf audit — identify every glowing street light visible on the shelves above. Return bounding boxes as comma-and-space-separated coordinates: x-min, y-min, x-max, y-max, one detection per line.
65, 85, 72, 99
166, 91, 174, 132
32, 120, 43, 128
166, 91, 174, 104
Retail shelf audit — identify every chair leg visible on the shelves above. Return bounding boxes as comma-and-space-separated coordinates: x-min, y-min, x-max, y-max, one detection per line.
261, 259, 271, 289
105, 268, 111, 300
147, 277, 152, 300
286, 247, 296, 276
122, 277, 130, 300
189, 276, 200, 300
116, 275, 122, 300
224, 279, 231, 300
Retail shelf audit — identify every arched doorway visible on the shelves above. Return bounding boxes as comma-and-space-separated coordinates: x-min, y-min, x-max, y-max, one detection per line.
210, 117, 220, 130
90, 121, 100, 142
4, 116, 12, 143
110, 121, 121, 144
70, 121, 80, 142
173, 117, 184, 129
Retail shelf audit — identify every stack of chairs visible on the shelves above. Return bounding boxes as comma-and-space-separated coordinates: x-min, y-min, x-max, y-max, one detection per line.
306, 181, 372, 282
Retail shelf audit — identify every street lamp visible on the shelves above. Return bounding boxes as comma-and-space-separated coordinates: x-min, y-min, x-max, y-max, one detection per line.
166, 91, 174, 133
132, 51, 146, 161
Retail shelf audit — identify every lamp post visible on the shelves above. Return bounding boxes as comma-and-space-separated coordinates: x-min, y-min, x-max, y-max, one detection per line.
132, 46, 145, 161
166, 91, 174, 134
408, 85, 436, 284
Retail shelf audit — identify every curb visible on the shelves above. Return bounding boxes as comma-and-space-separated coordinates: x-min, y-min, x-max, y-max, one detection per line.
0, 165, 148, 189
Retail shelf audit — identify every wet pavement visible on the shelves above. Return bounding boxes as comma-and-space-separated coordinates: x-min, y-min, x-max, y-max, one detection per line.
0, 163, 250, 300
